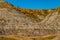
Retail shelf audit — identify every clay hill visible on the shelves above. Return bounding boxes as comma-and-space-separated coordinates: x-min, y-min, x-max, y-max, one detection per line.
0, 2, 60, 40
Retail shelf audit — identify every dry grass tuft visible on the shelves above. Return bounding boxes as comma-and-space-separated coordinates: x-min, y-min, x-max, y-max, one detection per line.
0, 34, 57, 40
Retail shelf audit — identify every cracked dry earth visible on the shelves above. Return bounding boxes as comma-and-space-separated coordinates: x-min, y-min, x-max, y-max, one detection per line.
0, 2, 60, 40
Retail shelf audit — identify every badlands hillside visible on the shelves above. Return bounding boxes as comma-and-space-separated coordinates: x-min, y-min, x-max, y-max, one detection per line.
0, 2, 60, 40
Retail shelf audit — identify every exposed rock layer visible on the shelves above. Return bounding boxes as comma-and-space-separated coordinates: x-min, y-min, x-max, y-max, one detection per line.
0, 2, 60, 36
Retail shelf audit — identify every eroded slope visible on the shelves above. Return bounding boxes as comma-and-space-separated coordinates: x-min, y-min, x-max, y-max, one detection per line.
0, 2, 60, 37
